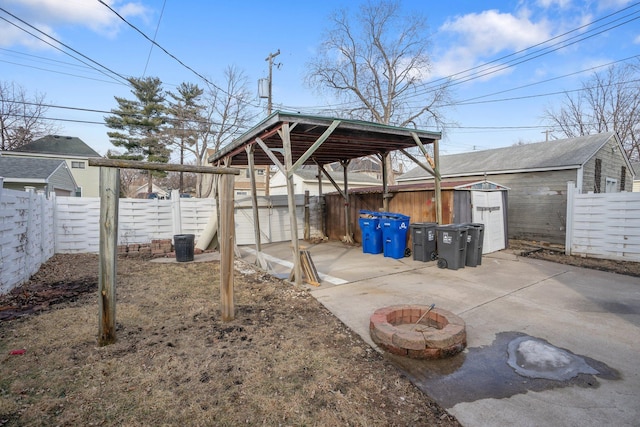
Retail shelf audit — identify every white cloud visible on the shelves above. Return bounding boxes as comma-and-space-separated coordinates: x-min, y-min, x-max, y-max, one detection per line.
536, 0, 573, 8
432, 9, 552, 80
2, 0, 150, 47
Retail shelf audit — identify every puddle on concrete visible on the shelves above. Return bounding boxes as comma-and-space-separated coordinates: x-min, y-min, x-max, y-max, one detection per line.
386, 331, 620, 408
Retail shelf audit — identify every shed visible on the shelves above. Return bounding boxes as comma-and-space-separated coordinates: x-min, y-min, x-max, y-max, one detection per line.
0, 156, 77, 196
209, 111, 442, 284
398, 132, 634, 244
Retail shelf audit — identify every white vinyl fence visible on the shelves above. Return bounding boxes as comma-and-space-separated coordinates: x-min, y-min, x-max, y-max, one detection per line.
0, 183, 55, 294
566, 182, 640, 262
1, 186, 320, 294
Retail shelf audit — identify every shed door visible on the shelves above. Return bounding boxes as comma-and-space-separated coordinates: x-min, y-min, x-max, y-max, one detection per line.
471, 191, 505, 253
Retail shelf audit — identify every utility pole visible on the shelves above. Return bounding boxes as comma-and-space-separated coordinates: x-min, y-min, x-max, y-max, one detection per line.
265, 49, 280, 114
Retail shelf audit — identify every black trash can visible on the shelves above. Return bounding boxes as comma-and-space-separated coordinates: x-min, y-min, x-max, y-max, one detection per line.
436, 225, 468, 270
463, 223, 482, 267
464, 223, 485, 267
174, 234, 195, 262
410, 222, 437, 262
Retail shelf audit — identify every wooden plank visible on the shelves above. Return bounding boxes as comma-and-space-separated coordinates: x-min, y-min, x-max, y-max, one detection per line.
89, 158, 240, 174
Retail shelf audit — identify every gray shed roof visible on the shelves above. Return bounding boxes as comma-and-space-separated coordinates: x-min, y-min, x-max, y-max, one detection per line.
16, 135, 101, 157
399, 132, 617, 181
0, 157, 68, 180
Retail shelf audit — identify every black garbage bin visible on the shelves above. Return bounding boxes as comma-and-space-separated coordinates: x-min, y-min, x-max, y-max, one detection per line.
174, 234, 195, 262
436, 225, 468, 270
410, 222, 437, 262
464, 223, 484, 267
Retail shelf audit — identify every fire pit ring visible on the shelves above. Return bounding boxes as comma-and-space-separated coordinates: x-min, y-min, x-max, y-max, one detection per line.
369, 305, 466, 359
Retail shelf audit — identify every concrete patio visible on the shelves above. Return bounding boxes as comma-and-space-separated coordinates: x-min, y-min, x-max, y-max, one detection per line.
238, 240, 640, 427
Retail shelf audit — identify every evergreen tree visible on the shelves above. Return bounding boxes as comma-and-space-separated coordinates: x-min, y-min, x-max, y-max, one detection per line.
105, 77, 169, 193
166, 82, 204, 193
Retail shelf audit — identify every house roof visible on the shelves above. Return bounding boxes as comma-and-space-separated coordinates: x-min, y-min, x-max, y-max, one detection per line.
631, 162, 639, 178
293, 167, 381, 185
399, 132, 618, 181
0, 156, 68, 181
15, 135, 101, 158
208, 111, 441, 166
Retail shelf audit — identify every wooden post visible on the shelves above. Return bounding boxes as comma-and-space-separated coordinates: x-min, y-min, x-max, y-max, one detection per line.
341, 159, 353, 243
434, 138, 442, 225
246, 145, 267, 269
304, 190, 310, 240
219, 173, 235, 321
98, 167, 119, 346
282, 123, 302, 285
382, 152, 390, 212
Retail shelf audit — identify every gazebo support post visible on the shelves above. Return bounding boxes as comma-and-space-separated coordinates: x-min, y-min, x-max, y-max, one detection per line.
281, 123, 302, 285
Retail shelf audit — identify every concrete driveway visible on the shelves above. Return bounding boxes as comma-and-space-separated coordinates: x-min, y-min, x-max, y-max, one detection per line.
238, 241, 640, 427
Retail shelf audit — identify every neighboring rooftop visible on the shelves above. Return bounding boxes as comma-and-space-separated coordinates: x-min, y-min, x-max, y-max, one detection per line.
0, 157, 68, 180
399, 132, 618, 181
293, 167, 381, 185
14, 135, 101, 158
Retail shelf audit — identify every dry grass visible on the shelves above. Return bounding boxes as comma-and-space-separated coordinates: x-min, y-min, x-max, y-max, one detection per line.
0, 255, 459, 426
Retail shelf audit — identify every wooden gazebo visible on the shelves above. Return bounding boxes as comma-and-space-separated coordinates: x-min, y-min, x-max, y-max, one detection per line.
209, 111, 442, 284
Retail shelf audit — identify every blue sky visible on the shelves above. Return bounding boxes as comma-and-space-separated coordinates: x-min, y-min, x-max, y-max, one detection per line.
1, 0, 639, 160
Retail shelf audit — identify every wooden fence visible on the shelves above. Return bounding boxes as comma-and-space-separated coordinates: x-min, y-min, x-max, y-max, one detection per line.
566, 183, 640, 262
0, 183, 55, 293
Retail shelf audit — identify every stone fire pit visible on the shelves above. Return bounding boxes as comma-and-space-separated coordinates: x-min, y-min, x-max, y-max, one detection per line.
369, 305, 466, 359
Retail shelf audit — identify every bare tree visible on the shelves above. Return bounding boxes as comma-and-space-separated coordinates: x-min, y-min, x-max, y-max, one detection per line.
305, 0, 450, 181
544, 61, 640, 161
0, 81, 60, 150
194, 66, 254, 198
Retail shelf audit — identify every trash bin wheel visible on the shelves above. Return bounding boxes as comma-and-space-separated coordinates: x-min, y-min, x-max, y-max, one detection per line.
430, 251, 438, 261
437, 258, 447, 269
404, 247, 412, 257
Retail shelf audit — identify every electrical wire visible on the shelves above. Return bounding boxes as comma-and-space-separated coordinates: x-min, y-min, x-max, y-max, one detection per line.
0, 7, 130, 85
143, 0, 166, 76
96, 0, 262, 109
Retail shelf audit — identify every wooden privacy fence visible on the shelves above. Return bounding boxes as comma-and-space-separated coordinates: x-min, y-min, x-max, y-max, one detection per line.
0, 181, 55, 294
566, 182, 640, 262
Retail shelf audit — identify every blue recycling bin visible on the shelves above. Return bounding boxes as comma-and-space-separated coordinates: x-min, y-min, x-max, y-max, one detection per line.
380, 213, 410, 259
359, 210, 383, 254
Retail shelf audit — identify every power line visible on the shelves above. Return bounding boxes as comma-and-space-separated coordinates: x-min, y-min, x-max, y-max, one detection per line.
96, 0, 262, 109
0, 7, 130, 85
143, 0, 167, 76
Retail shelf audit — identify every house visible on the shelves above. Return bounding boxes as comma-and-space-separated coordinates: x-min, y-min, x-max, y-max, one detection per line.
232, 165, 271, 197
0, 156, 77, 196
1, 135, 102, 197
269, 167, 382, 196
398, 132, 634, 245
631, 162, 640, 192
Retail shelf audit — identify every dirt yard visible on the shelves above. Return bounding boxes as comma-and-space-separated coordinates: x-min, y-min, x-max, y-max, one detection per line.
0, 253, 460, 426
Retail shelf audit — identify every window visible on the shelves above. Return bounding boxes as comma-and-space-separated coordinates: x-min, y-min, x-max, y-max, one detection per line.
236, 191, 248, 196
605, 178, 618, 193
594, 158, 602, 193
620, 166, 626, 191
71, 161, 85, 169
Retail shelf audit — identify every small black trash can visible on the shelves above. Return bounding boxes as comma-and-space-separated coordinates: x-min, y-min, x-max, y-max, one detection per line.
410, 222, 437, 262
464, 223, 485, 267
436, 225, 468, 270
174, 234, 195, 262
